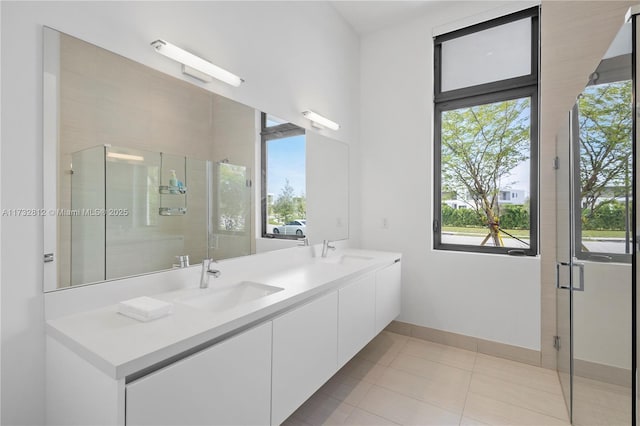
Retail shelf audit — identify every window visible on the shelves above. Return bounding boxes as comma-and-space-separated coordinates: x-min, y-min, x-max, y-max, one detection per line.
260, 113, 306, 239
434, 7, 539, 255
573, 54, 632, 262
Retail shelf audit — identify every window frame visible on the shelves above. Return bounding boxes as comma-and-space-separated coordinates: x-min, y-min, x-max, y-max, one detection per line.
433, 6, 540, 256
260, 112, 306, 240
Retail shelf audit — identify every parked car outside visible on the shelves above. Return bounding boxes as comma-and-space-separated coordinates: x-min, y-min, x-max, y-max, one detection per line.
273, 220, 306, 236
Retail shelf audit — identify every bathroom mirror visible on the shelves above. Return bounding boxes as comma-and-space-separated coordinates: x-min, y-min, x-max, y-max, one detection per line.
306, 132, 349, 244
43, 27, 349, 292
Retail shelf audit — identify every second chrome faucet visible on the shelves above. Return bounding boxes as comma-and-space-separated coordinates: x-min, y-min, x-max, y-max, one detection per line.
200, 258, 221, 288
321, 240, 336, 258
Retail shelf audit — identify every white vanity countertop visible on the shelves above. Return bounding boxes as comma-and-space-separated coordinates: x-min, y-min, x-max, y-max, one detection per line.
46, 247, 401, 380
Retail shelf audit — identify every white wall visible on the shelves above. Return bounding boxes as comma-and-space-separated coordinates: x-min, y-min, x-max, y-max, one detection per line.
359, 2, 541, 350
0, 2, 359, 424
0, 2, 3, 421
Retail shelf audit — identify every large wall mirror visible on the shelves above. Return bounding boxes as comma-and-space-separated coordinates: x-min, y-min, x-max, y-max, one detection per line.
43, 27, 349, 292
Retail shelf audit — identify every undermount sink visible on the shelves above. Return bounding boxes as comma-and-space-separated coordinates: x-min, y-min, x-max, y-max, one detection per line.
318, 254, 373, 265
178, 281, 284, 312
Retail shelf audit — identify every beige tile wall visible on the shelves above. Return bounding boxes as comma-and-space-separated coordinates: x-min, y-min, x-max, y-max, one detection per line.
57, 32, 256, 286
538, 0, 635, 369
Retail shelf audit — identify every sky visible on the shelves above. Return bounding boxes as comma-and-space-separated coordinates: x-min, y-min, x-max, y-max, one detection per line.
267, 134, 306, 198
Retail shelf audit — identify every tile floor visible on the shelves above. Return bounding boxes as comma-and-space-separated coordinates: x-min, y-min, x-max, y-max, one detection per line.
284, 331, 571, 426
572, 375, 631, 426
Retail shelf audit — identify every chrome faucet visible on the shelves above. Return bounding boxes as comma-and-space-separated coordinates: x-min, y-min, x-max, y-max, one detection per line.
321, 240, 336, 258
200, 258, 221, 288
173, 255, 190, 268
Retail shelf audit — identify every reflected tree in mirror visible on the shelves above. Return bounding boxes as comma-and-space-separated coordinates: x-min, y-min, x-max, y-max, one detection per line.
271, 179, 306, 225
43, 27, 351, 291
577, 79, 632, 256
217, 163, 249, 233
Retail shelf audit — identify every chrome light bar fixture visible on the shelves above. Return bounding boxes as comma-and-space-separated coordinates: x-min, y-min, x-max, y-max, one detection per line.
302, 110, 340, 131
150, 39, 244, 87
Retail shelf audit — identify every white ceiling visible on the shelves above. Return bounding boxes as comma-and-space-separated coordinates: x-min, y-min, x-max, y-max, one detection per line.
330, 1, 442, 35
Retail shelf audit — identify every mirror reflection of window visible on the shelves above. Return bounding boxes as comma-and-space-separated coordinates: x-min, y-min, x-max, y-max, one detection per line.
43, 27, 350, 292
260, 113, 306, 239
575, 67, 632, 261
265, 114, 287, 128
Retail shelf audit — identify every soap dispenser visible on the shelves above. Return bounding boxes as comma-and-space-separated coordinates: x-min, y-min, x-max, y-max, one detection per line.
169, 169, 178, 193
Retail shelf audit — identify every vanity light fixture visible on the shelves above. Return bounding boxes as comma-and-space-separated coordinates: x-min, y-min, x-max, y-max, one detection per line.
106, 152, 144, 162
302, 110, 340, 131
150, 39, 244, 87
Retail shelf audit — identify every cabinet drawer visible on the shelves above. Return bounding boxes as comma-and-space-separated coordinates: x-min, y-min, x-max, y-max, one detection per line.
271, 291, 338, 425
375, 261, 402, 334
126, 322, 272, 426
338, 273, 376, 367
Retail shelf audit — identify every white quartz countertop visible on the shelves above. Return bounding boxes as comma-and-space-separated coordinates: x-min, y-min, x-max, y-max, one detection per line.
46, 247, 401, 380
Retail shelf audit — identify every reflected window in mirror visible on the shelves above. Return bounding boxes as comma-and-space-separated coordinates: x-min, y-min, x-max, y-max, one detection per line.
43, 27, 257, 291
265, 114, 288, 128
573, 51, 632, 262
43, 27, 350, 292
260, 113, 306, 239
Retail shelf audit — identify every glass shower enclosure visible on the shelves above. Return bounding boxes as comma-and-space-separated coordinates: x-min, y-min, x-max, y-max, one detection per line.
556, 17, 635, 426
62, 145, 251, 287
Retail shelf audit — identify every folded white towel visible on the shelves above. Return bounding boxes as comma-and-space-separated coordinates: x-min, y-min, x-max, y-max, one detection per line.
118, 296, 173, 322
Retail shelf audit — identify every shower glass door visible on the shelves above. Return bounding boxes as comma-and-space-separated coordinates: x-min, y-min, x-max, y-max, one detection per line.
211, 162, 252, 260
555, 109, 573, 419
557, 19, 634, 426
635, 12, 640, 426
571, 44, 633, 423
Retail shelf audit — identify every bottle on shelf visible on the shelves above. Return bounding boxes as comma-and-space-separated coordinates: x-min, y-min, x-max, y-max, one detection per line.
169, 169, 178, 194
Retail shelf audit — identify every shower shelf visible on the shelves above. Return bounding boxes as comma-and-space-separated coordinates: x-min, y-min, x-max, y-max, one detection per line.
159, 153, 188, 216
159, 207, 187, 216
159, 185, 187, 195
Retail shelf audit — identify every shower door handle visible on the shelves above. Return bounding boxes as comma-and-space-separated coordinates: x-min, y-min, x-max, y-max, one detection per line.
573, 262, 585, 292
556, 262, 571, 290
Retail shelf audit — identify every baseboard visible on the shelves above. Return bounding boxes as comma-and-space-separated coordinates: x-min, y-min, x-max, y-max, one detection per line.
573, 358, 632, 387
385, 320, 542, 367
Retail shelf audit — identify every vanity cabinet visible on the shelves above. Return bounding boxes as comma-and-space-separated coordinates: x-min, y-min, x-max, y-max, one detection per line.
375, 261, 402, 334
126, 322, 272, 426
271, 291, 338, 425
46, 253, 402, 426
338, 272, 376, 367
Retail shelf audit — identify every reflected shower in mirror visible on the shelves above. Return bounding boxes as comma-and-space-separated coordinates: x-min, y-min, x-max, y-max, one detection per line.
573, 24, 632, 262
44, 27, 256, 290
43, 27, 350, 292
